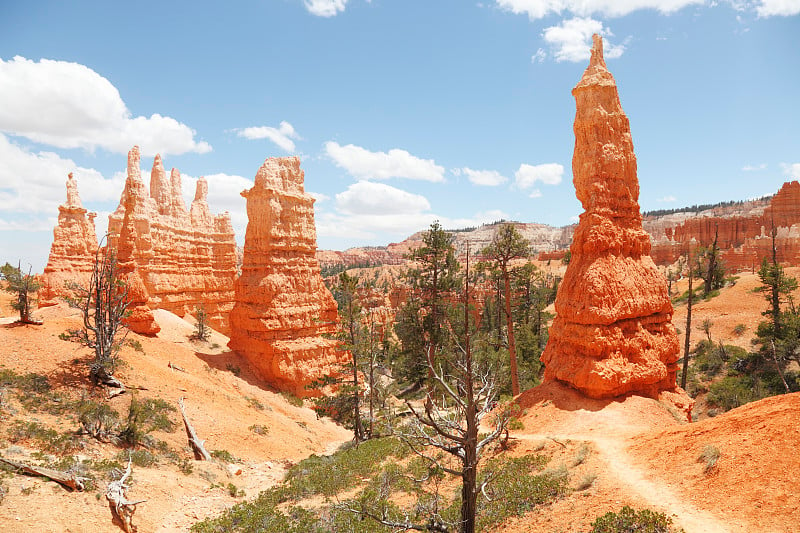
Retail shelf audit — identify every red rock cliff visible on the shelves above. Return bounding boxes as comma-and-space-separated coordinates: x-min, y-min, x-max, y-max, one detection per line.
541, 35, 683, 400
228, 157, 344, 397
40, 173, 99, 305
108, 146, 237, 334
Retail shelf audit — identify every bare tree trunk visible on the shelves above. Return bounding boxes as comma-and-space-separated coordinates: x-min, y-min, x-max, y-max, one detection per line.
106, 457, 146, 533
503, 268, 520, 396
682, 249, 693, 391
0, 456, 87, 491
179, 397, 211, 460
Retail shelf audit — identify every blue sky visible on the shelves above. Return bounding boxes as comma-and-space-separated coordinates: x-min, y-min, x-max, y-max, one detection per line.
1, 0, 798, 272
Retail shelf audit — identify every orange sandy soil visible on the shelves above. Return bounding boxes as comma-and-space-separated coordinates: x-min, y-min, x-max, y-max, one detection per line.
2, 267, 799, 532
0, 295, 350, 533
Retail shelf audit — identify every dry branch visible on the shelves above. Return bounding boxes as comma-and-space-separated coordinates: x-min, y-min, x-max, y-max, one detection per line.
0, 456, 88, 491
106, 457, 146, 533
179, 397, 211, 460
168, 362, 186, 373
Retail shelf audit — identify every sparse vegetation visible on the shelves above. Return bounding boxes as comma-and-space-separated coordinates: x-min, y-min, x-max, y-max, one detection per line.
1, 261, 40, 324
697, 445, 720, 474
591, 506, 678, 533
192, 304, 210, 341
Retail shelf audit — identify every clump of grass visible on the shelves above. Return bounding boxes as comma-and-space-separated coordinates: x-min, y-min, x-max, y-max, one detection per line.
127, 339, 144, 353
225, 363, 241, 377
246, 396, 264, 410
697, 445, 720, 474
570, 443, 591, 467
249, 424, 269, 435
211, 449, 237, 463
732, 323, 747, 336
576, 473, 597, 491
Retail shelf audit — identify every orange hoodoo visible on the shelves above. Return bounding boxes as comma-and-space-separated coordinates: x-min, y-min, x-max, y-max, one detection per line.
228, 157, 345, 397
541, 35, 687, 403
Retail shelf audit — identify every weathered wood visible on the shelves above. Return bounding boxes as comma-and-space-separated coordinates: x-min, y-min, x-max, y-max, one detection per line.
0, 456, 88, 491
168, 362, 186, 373
106, 457, 146, 533
178, 397, 211, 460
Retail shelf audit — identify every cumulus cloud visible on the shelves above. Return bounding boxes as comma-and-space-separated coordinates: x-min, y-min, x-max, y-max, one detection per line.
325, 141, 445, 182
236, 121, 300, 152
0, 56, 210, 156
0, 134, 125, 218
495, 0, 703, 20
457, 167, 508, 186
782, 162, 800, 180
543, 18, 626, 62
756, 0, 800, 16
335, 181, 431, 216
305, 0, 348, 17
514, 163, 564, 191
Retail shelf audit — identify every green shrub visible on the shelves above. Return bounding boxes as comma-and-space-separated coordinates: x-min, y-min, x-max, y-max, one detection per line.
118, 396, 177, 448
707, 376, 755, 411
732, 324, 747, 336
211, 449, 237, 463
7, 420, 82, 454
591, 506, 676, 533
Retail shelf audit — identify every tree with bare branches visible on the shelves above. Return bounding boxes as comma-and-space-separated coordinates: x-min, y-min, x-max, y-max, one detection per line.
388, 244, 511, 533
68, 238, 130, 393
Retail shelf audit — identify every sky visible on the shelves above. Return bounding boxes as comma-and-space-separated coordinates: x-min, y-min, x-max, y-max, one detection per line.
1, 0, 798, 272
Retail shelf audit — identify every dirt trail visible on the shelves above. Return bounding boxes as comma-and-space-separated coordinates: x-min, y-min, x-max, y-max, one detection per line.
522, 431, 731, 533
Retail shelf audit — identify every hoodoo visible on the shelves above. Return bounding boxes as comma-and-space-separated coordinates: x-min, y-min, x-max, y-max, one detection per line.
541, 35, 685, 401
107, 146, 237, 335
228, 157, 344, 397
40, 173, 99, 305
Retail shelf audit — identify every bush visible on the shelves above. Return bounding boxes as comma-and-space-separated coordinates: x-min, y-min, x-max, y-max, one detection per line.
707, 376, 756, 411
591, 506, 676, 533
118, 397, 177, 448
697, 445, 720, 474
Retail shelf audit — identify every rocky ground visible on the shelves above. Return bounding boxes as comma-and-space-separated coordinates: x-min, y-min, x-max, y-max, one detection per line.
0, 270, 798, 532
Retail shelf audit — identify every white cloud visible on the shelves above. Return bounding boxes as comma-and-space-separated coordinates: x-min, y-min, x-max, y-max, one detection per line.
236, 121, 300, 152
782, 163, 800, 180
457, 167, 508, 186
0, 134, 125, 217
756, 0, 800, 16
742, 163, 767, 171
304, 0, 348, 17
0, 56, 210, 157
325, 141, 445, 182
335, 181, 431, 216
529, 189, 543, 198
309, 191, 330, 203
657, 195, 677, 202
543, 18, 626, 62
495, 0, 703, 20
531, 48, 547, 63
514, 163, 564, 190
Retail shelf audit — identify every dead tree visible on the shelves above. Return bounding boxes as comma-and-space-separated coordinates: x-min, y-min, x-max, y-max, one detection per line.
387, 243, 511, 533
179, 397, 211, 460
68, 237, 130, 395
0, 456, 88, 491
106, 457, 145, 533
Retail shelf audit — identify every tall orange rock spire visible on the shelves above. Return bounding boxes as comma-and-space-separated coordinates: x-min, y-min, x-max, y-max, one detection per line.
40, 173, 99, 305
541, 35, 685, 402
228, 157, 344, 396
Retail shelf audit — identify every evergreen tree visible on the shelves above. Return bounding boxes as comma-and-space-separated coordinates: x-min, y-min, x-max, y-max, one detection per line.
1, 261, 40, 324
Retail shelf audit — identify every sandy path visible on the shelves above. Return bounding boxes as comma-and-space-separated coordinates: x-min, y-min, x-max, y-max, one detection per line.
515, 431, 731, 533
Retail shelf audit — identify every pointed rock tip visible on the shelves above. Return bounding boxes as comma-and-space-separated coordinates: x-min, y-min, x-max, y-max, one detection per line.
589, 33, 606, 70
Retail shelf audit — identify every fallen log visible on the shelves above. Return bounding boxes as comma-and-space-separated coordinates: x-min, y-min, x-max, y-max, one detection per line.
0, 456, 88, 491
178, 397, 211, 460
168, 362, 186, 373
106, 457, 145, 533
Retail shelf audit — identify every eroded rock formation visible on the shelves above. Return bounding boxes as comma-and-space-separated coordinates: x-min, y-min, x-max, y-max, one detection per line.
229, 157, 344, 396
108, 146, 237, 335
541, 35, 683, 401
40, 173, 99, 305
648, 181, 800, 270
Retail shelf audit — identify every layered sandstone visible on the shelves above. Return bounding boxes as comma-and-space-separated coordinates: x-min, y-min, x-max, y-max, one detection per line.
228, 157, 344, 396
541, 35, 682, 400
647, 182, 800, 270
108, 147, 237, 335
40, 174, 99, 305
